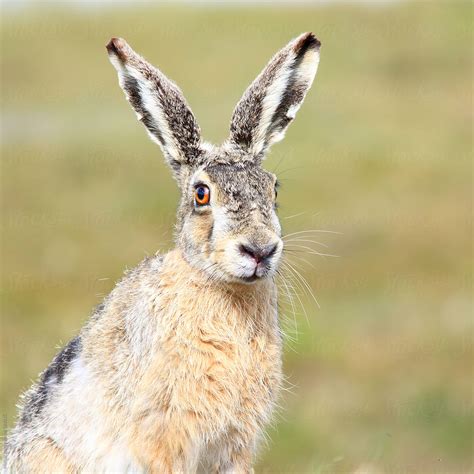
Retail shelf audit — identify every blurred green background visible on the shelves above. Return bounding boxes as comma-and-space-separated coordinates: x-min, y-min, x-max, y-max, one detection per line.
1, 1, 472, 472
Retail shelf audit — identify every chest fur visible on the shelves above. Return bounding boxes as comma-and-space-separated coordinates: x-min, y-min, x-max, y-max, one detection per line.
131, 270, 283, 445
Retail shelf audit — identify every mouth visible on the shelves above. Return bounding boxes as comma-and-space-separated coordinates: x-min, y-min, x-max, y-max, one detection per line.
215, 240, 282, 284
236, 261, 272, 283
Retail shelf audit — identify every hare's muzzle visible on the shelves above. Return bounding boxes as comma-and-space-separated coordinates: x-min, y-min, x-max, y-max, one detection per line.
234, 238, 282, 282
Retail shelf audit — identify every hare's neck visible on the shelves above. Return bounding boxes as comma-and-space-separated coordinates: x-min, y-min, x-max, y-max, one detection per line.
161, 249, 278, 326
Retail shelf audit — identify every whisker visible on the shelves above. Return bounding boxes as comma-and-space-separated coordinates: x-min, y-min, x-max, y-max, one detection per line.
276, 268, 299, 341
283, 260, 320, 310
283, 211, 307, 220
284, 244, 339, 258
283, 237, 329, 248
279, 261, 311, 326
283, 253, 317, 270
282, 229, 343, 238
275, 164, 307, 177
270, 152, 287, 175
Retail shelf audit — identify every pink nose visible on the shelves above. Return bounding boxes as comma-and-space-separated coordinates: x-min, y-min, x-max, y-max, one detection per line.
239, 243, 278, 264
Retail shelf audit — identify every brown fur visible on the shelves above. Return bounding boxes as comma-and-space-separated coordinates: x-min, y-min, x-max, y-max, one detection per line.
3, 33, 320, 472
16, 438, 75, 473
98, 250, 282, 471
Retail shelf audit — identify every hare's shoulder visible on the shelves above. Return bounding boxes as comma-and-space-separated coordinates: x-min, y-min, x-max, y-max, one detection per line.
84, 252, 169, 352
116, 252, 166, 294
100, 252, 167, 320
10, 334, 82, 439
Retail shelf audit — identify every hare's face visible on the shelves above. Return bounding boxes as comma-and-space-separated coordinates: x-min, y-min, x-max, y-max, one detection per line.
108, 32, 320, 282
179, 162, 282, 283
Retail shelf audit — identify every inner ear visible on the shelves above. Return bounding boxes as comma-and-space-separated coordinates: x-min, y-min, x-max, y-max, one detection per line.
107, 37, 203, 179
227, 32, 320, 159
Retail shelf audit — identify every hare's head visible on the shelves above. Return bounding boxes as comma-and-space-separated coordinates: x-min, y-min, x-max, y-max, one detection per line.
107, 33, 320, 284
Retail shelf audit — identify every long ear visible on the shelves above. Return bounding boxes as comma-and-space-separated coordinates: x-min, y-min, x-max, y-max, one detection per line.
106, 38, 202, 177
228, 32, 320, 159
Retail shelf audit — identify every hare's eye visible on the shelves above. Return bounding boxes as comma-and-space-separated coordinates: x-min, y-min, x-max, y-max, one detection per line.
194, 185, 210, 206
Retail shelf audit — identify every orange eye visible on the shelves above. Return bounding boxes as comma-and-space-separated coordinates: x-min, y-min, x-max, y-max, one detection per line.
194, 185, 210, 206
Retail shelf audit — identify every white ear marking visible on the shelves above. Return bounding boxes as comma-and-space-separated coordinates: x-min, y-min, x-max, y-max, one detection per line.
106, 37, 202, 177
228, 32, 321, 159
286, 103, 301, 120
251, 65, 293, 156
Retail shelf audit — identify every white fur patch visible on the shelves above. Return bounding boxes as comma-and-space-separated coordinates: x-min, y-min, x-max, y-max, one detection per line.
286, 103, 301, 120
109, 53, 183, 164
43, 357, 143, 472
128, 66, 182, 162
250, 40, 320, 155
251, 60, 293, 156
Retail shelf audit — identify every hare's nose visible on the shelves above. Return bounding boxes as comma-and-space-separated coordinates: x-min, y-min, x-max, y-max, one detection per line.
239, 242, 278, 264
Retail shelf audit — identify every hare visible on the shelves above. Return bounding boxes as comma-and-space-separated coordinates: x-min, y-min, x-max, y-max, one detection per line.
3, 32, 321, 473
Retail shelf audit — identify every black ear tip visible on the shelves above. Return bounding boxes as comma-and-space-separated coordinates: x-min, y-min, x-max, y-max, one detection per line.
295, 32, 321, 53
106, 37, 128, 59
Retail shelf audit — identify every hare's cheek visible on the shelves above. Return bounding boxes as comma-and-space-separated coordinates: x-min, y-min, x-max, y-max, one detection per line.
180, 213, 214, 263
190, 213, 214, 244
187, 218, 216, 262
211, 236, 232, 264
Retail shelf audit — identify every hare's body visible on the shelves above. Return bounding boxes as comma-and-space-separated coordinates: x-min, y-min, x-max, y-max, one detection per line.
4, 32, 320, 472
5, 250, 281, 471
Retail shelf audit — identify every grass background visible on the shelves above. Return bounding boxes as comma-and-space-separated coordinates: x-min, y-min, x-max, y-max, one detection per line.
1, 1, 472, 472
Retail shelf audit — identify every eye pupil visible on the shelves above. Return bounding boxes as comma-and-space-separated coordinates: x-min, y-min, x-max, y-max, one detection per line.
194, 185, 210, 206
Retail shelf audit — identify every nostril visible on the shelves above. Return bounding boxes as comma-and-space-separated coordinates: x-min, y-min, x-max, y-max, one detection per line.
264, 243, 278, 259
239, 244, 257, 261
